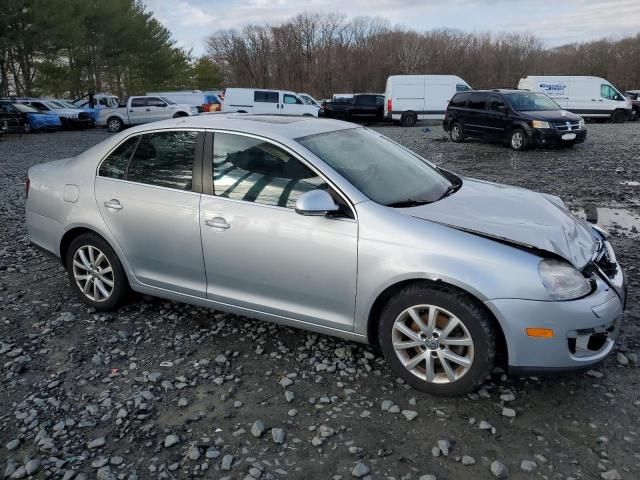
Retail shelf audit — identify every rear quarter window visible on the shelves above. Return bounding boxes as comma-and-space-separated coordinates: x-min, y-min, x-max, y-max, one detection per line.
98, 137, 140, 179
467, 93, 488, 110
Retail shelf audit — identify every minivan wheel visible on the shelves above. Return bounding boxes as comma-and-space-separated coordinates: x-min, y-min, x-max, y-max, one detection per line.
66, 233, 128, 311
378, 284, 495, 396
611, 110, 627, 123
509, 129, 527, 151
400, 112, 417, 127
449, 123, 463, 142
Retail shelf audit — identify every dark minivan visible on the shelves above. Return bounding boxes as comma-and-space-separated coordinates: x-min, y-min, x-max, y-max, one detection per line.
443, 89, 587, 150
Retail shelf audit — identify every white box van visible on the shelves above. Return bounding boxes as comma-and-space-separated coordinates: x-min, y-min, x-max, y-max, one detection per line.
222, 88, 318, 116
384, 75, 472, 126
518, 76, 632, 123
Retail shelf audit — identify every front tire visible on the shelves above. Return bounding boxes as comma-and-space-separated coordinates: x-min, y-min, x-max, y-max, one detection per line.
509, 128, 528, 151
611, 110, 627, 123
449, 122, 463, 142
378, 284, 495, 396
66, 233, 128, 311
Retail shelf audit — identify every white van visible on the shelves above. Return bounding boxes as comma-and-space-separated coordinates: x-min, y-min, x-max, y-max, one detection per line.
518, 76, 632, 123
222, 88, 318, 116
384, 75, 472, 126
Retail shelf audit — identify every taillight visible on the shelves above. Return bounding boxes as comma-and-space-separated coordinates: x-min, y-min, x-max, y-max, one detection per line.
25, 177, 30, 198
387, 98, 392, 112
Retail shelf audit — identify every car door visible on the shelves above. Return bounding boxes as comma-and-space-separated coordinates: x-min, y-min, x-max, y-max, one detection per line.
146, 97, 169, 122
463, 92, 489, 135
94, 129, 207, 297
199, 131, 358, 330
127, 97, 149, 124
281, 93, 309, 116
485, 95, 510, 138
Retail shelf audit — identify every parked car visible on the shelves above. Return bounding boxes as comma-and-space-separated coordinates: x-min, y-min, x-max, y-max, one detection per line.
147, 90, 222, 112
384, 75, 472, 126
0, 101, 61, 132
624, 90, 639, 120
17, 99, 94, 129
73, 93, 119, 110
443, 89, 587, 151
97, 96, 199, 133
25, 114, 625, 396
222, 88, 318, 116
55, 99, 99, 123
323, 94, 384, 121
518, 76, 633, 123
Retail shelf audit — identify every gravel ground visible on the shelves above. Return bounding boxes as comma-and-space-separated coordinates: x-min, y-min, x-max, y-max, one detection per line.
1, 124, 639, 480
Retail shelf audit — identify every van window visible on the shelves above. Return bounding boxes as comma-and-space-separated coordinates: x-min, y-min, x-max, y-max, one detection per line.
489, 96, 507, 112
467, 93, 488, 110
601, 84, 623, 101
254, 91, 279, 103
456, 84, 471, 92
449, 93, 470, 108
283, 94, 303, 105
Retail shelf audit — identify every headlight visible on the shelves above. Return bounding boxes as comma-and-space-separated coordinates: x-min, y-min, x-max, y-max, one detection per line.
538, 259, 591, 301
579, 118, 585, 128
531, 120, 550, 129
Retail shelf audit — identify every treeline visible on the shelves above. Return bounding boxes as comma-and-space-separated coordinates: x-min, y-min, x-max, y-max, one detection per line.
0, 0, 220, 98
206, 13, 640, 98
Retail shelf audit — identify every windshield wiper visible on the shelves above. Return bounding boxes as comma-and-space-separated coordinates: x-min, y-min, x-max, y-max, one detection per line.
386, 199, 430, 208
437, 182, 462, 201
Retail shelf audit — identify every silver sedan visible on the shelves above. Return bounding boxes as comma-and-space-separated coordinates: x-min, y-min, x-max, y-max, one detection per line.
25, 114, 626, 395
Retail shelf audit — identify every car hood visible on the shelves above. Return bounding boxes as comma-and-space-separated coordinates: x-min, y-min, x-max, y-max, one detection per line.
401, 178, 597, 269
517, 110, 582, 122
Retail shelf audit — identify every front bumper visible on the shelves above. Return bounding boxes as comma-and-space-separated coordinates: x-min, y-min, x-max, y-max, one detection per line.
529, 127, 587, 146
485, 252, 625, 373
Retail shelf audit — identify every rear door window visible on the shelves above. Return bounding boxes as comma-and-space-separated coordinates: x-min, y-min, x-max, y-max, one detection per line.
98, 137, 141, 179
131, 98, 147, 107
125, 131, 200, 190
254, 91, 279, 103
489, 96, 507, 112
467, 93, 488, 110
356, 95, 376, 106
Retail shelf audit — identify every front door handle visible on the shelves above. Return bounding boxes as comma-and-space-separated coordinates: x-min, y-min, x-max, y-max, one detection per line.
205, 217, 230, 230
104, 199, 123, 210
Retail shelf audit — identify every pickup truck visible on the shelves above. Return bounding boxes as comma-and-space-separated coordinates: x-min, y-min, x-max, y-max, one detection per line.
98, 95, 198, 132
323, 94, 384, 121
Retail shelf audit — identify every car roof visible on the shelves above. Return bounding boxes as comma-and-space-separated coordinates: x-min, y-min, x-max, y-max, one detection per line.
123, 113, 358, 140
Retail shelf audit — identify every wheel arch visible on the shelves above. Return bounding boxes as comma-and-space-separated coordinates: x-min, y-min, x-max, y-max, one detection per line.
366, 278, 508, 366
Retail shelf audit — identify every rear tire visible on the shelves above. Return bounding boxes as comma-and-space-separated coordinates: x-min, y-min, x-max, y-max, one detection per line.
378, 284, 495, 396
449, 122, 464, 142
509, 128, 528, 151
107, 117, 123, 133
400, 112, 417, 127
173, 112, 188, 118
66, 233, 129, 311
611, 110, 627, 123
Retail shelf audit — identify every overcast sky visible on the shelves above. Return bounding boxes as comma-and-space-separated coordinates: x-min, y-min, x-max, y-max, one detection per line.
144, 0, 640, 56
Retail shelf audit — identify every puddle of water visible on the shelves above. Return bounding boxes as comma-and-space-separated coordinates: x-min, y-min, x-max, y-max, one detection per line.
573, 206, 640, 237
621, 181, 640, 187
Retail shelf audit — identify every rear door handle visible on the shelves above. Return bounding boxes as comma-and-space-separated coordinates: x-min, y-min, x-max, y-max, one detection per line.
104, 199, 123, 210
205, 217, 230, 230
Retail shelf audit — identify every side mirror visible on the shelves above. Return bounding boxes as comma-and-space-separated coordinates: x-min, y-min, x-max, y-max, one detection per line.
295, 190, 339, 216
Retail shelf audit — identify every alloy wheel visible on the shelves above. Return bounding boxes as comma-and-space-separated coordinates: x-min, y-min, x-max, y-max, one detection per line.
451, 125, 461, 141
72, 245, 114, 302
511, 131, 523, 149
391, 304, 474, 384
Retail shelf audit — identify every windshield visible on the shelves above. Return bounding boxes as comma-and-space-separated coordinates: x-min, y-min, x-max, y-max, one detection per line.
13, 103, 40, 113
57, 100, 80, 109
47, 101, 66, 109
299, 95, 314, 105
506, 92, 560, 111
297, 128, 453, 206
161, 97, 177, 104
